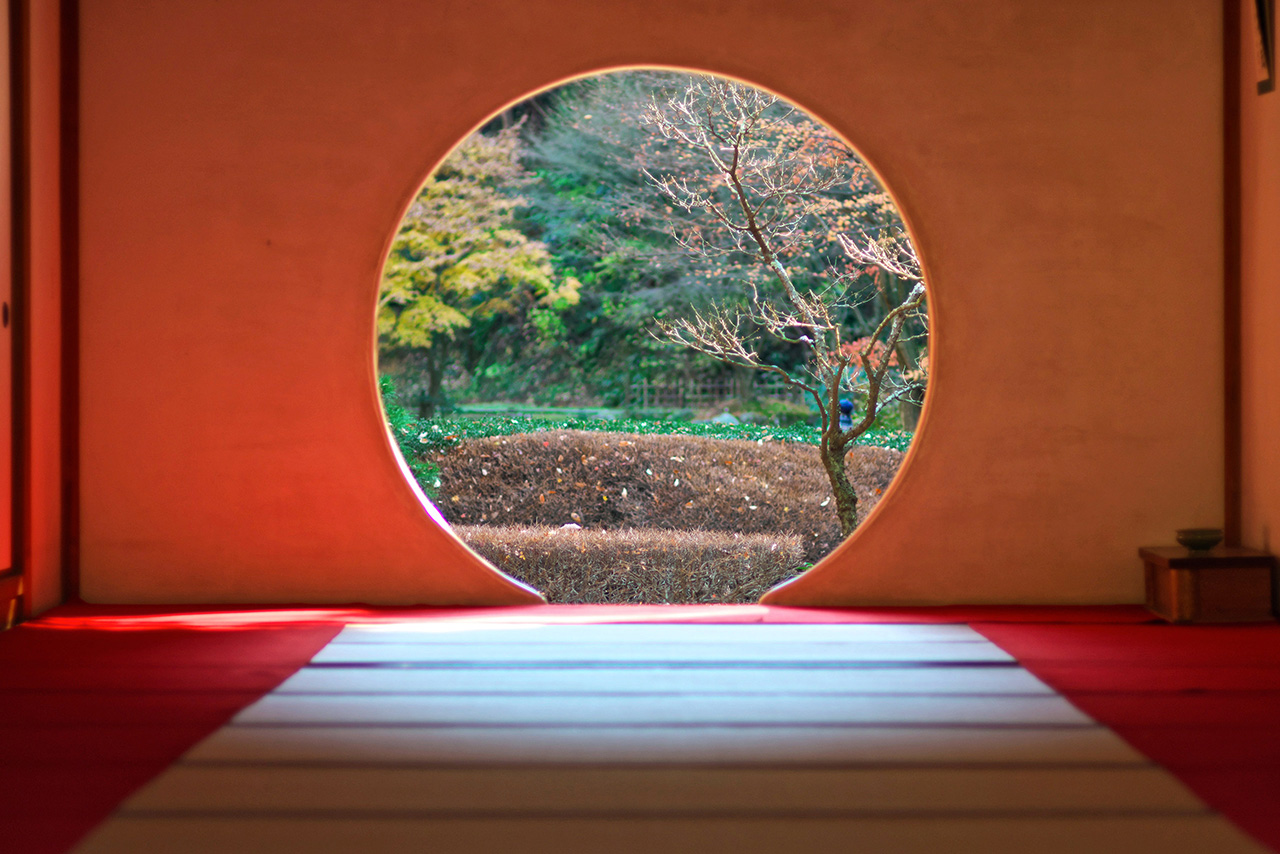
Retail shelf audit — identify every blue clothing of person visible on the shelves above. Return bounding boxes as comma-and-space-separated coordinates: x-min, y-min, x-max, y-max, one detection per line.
838, 399, 853, 431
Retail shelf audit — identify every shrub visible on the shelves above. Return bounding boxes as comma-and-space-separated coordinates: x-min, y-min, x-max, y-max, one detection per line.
379, 376, 441, 496
458, 524, 806, 603
434, 430, 903, 563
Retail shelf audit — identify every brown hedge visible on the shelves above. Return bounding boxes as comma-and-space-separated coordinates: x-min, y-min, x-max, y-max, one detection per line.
457, 524, 807, 604
435, 430, 903, 563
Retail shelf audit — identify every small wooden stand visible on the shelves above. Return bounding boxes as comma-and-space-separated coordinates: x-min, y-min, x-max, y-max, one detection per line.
1140, 546, 1276, 623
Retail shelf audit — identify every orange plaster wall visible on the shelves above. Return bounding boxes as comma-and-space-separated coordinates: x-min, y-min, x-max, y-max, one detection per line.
78, 0, 1224, 604
24, 0, 63, 614
1240, 2, 1280, 557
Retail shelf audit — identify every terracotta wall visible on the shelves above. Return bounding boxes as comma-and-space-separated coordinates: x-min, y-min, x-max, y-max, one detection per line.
77, 0, 1224, 604
1240, 2, 1280, 560
3, 0, 64, 617
23, 0, 64, 614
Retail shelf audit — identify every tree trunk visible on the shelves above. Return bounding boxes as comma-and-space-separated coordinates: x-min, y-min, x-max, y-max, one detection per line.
425, 346, 446, 417
732, 364, 756, 402
819, 437, 860, 538
899, 385, 925, 432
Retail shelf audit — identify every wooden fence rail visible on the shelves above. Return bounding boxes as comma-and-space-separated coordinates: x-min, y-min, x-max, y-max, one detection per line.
625, 376, 808, 409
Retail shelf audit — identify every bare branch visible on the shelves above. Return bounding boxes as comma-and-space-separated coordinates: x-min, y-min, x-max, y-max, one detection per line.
837, 228, 923, 282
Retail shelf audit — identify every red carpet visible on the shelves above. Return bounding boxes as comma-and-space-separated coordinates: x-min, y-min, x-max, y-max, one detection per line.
0, 609, 343, 854
975, 621, 1280, 851
3, 604, 1278, 852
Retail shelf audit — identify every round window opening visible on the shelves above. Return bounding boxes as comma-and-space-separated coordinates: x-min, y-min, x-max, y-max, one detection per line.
378, 70, 930, 605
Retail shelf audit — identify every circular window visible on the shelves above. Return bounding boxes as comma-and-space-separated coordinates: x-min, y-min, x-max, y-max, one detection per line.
378, 70, 929, 604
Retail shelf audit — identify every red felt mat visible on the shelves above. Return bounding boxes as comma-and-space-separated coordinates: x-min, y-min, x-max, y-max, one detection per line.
975, 621, 1280, 851
1020, 662, 1280, 692
0, 612, 342, 854
5, 604, 1278, 853
23, 601, 1157, 627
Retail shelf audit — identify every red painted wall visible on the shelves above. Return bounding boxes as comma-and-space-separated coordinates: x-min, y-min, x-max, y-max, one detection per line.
2, 0, 64, 618
23, 0, 64, 614
74, 0, 1224, 605
1240, 1, 1280, 559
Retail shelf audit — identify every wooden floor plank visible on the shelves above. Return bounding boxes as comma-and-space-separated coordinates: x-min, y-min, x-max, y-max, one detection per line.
121, 766, 1206, 813
311, 641, 1013, 665
333, 624, 988, 644
276, 665, 1055, 696
233, 693, 1091, 727
73, 815, 1267, 854
184, 724, 1145, 765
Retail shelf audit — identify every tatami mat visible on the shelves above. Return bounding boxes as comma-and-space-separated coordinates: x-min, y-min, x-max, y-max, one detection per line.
123, 766, 1204, 813
78, 815, 1258, 854
74, 621, 1264, 853
276, 664, 1054, 695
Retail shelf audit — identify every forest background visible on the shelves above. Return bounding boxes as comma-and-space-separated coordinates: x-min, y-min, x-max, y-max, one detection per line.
376, 71, 927, 426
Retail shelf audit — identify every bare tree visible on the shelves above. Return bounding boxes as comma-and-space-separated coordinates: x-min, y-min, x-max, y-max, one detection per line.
642, 77, 928, 537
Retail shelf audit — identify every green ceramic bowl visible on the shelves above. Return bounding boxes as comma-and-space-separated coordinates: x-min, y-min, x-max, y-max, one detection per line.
1175, 528, 1223, 551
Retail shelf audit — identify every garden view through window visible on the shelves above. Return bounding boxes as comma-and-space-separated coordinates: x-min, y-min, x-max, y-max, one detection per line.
378, 71, 929, 603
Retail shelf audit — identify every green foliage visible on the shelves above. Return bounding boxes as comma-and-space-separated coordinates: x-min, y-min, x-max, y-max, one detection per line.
378, 69, 926, 444
463, 72, 737, 404
379, 376, 441, 496
415, 414, 913, 454
378, 125, 578, 412
498, 70, 927, 407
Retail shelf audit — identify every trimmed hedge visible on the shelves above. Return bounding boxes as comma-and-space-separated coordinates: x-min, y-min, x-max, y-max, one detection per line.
436, 430, 902, 564
458, 524, 807, 604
